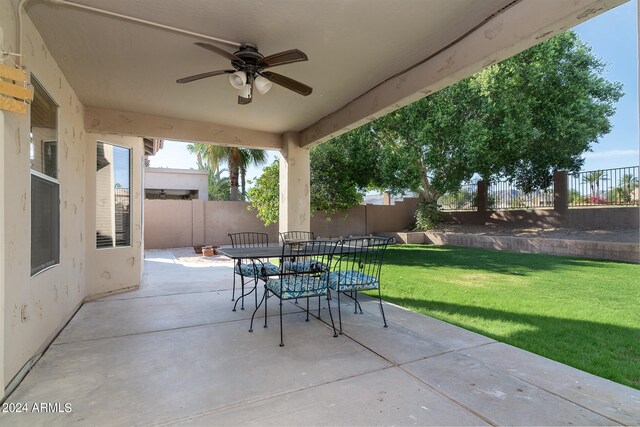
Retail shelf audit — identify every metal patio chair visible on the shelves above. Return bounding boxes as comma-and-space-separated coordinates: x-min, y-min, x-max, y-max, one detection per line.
228, 232, 280, 311
279, 231, 318, 273
329, 237, 393, 334
250, 239, 339, 346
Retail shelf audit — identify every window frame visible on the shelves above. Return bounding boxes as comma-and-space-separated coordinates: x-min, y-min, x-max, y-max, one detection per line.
29, 76, 60, 276
96, 140, 133, 250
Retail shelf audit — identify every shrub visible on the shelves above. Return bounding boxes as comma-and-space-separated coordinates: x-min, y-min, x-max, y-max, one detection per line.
414, 200, 446, 230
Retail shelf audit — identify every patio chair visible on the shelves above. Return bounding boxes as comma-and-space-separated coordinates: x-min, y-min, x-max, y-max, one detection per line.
228, 232, 280, 311
279, 231, 318, 273
330, 237, 393, 334
249, 240, 339, 346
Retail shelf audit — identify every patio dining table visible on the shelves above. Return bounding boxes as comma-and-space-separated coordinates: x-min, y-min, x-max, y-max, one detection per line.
216, 239, 365, 260
217, 240, 365, 312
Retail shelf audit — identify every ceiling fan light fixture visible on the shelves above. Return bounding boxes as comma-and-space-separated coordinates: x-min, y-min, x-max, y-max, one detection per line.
254, 75, 272, 95
238, 83, 252, 99
229, 71, 247, 89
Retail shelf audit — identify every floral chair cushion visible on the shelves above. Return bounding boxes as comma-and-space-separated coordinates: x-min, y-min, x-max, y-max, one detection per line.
327, 270, 379, 291
266, 276, 328, 299
282, 259, 328, 273
235, 262, 280, 277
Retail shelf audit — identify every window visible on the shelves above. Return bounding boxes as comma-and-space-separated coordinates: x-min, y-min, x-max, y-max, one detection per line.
30, 77, 59, 275
96, 142, 131, 248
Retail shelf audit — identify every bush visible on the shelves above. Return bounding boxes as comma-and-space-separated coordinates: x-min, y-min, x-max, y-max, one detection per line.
414, 200, 446, 230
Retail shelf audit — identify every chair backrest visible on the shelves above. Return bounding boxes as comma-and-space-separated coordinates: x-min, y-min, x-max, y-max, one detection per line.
228, 232, 270, 248
279, 231, 315, 244
335, 237, 393, 282
280, 239, 337, 274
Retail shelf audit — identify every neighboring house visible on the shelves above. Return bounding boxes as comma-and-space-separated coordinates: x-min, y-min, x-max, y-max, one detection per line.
144, 168, 209, 201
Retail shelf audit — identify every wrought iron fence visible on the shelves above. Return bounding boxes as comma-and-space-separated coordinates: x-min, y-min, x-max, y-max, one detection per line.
488, 179, 554, 211
437, 184, 478, 211
569, 166, 639, 207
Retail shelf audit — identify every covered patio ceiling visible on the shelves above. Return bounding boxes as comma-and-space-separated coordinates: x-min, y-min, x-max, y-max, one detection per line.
25, 0, 624, 148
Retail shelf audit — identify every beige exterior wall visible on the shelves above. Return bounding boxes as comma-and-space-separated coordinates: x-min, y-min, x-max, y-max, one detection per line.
144, 167, 208, 201
0, 106, 5, 398
446, 207, 639, 229
85, 133, 144, 299
144, 199, 418, 249
1, 11, 87, 387
144, 200, 194, 249
205, 201, 279, 244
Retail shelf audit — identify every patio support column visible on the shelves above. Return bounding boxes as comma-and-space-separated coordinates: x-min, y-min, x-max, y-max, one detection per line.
279, 132, 310, 233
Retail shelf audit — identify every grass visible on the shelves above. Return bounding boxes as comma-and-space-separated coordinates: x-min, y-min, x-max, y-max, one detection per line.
376, 245, 640, 389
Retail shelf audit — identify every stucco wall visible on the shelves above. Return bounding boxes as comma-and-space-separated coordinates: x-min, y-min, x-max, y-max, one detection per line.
445, 207, 639, 229
1, 10, 87, 387
85, 133, 144, 298
144, 200, 194, 249
144, 199, 419, 249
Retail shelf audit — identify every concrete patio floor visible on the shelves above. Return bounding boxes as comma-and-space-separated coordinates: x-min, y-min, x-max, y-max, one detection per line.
2, 250, 639, 426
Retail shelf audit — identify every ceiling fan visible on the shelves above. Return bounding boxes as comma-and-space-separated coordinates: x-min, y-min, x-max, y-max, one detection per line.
177, 42, 312, 105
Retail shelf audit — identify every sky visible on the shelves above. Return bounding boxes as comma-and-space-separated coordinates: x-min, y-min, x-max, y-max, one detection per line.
149, 1, 639, 179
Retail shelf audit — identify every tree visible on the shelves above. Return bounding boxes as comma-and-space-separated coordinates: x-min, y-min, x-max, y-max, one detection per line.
208, 168, 230, 201
582, 170, 607, 198
186, 143, 267, 201
248, 31, 623, 225
613, 173, 639, 203
247, 161, 279, 225
247, 153, 366, 225
329, 31, 623, 200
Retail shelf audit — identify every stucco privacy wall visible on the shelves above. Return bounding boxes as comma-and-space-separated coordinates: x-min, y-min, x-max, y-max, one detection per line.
446, 207, 639, 229
85, 133, 144, 298
144, 199, 419, 249
1, 9, 87, 388
204, 201, 279, 244
144, 200, 195, 249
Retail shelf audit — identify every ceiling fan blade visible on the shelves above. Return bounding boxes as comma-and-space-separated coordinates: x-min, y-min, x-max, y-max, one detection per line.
238, 95, 252, 105
194, 42, 245, 64
261, 72, 312, 96
257, 49, 308, 68
176, 70, 234, 84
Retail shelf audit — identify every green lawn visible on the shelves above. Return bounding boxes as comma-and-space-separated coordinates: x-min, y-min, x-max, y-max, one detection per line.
377, 245, 640, 389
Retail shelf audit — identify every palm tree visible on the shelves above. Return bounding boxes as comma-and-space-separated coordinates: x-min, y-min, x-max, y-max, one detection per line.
186, 144, 267, 201
582, 170, 607, 198
186, 143, 207, 170
616, 174, 639, 203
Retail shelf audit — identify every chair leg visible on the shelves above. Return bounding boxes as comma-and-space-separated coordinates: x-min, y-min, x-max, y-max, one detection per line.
232, 269, 236, 302
240, 274, 246, 310
249, 287, 267, 332
326, 289, 338, 338
378, 287, 388, 328
354, 291, 358, 314
254, 276, 258, 308
264, 288, 269, 328
318, 295, 321, 319
306, 297, 310, 321
337, 290, 343, 334
279, 300, 284, 347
